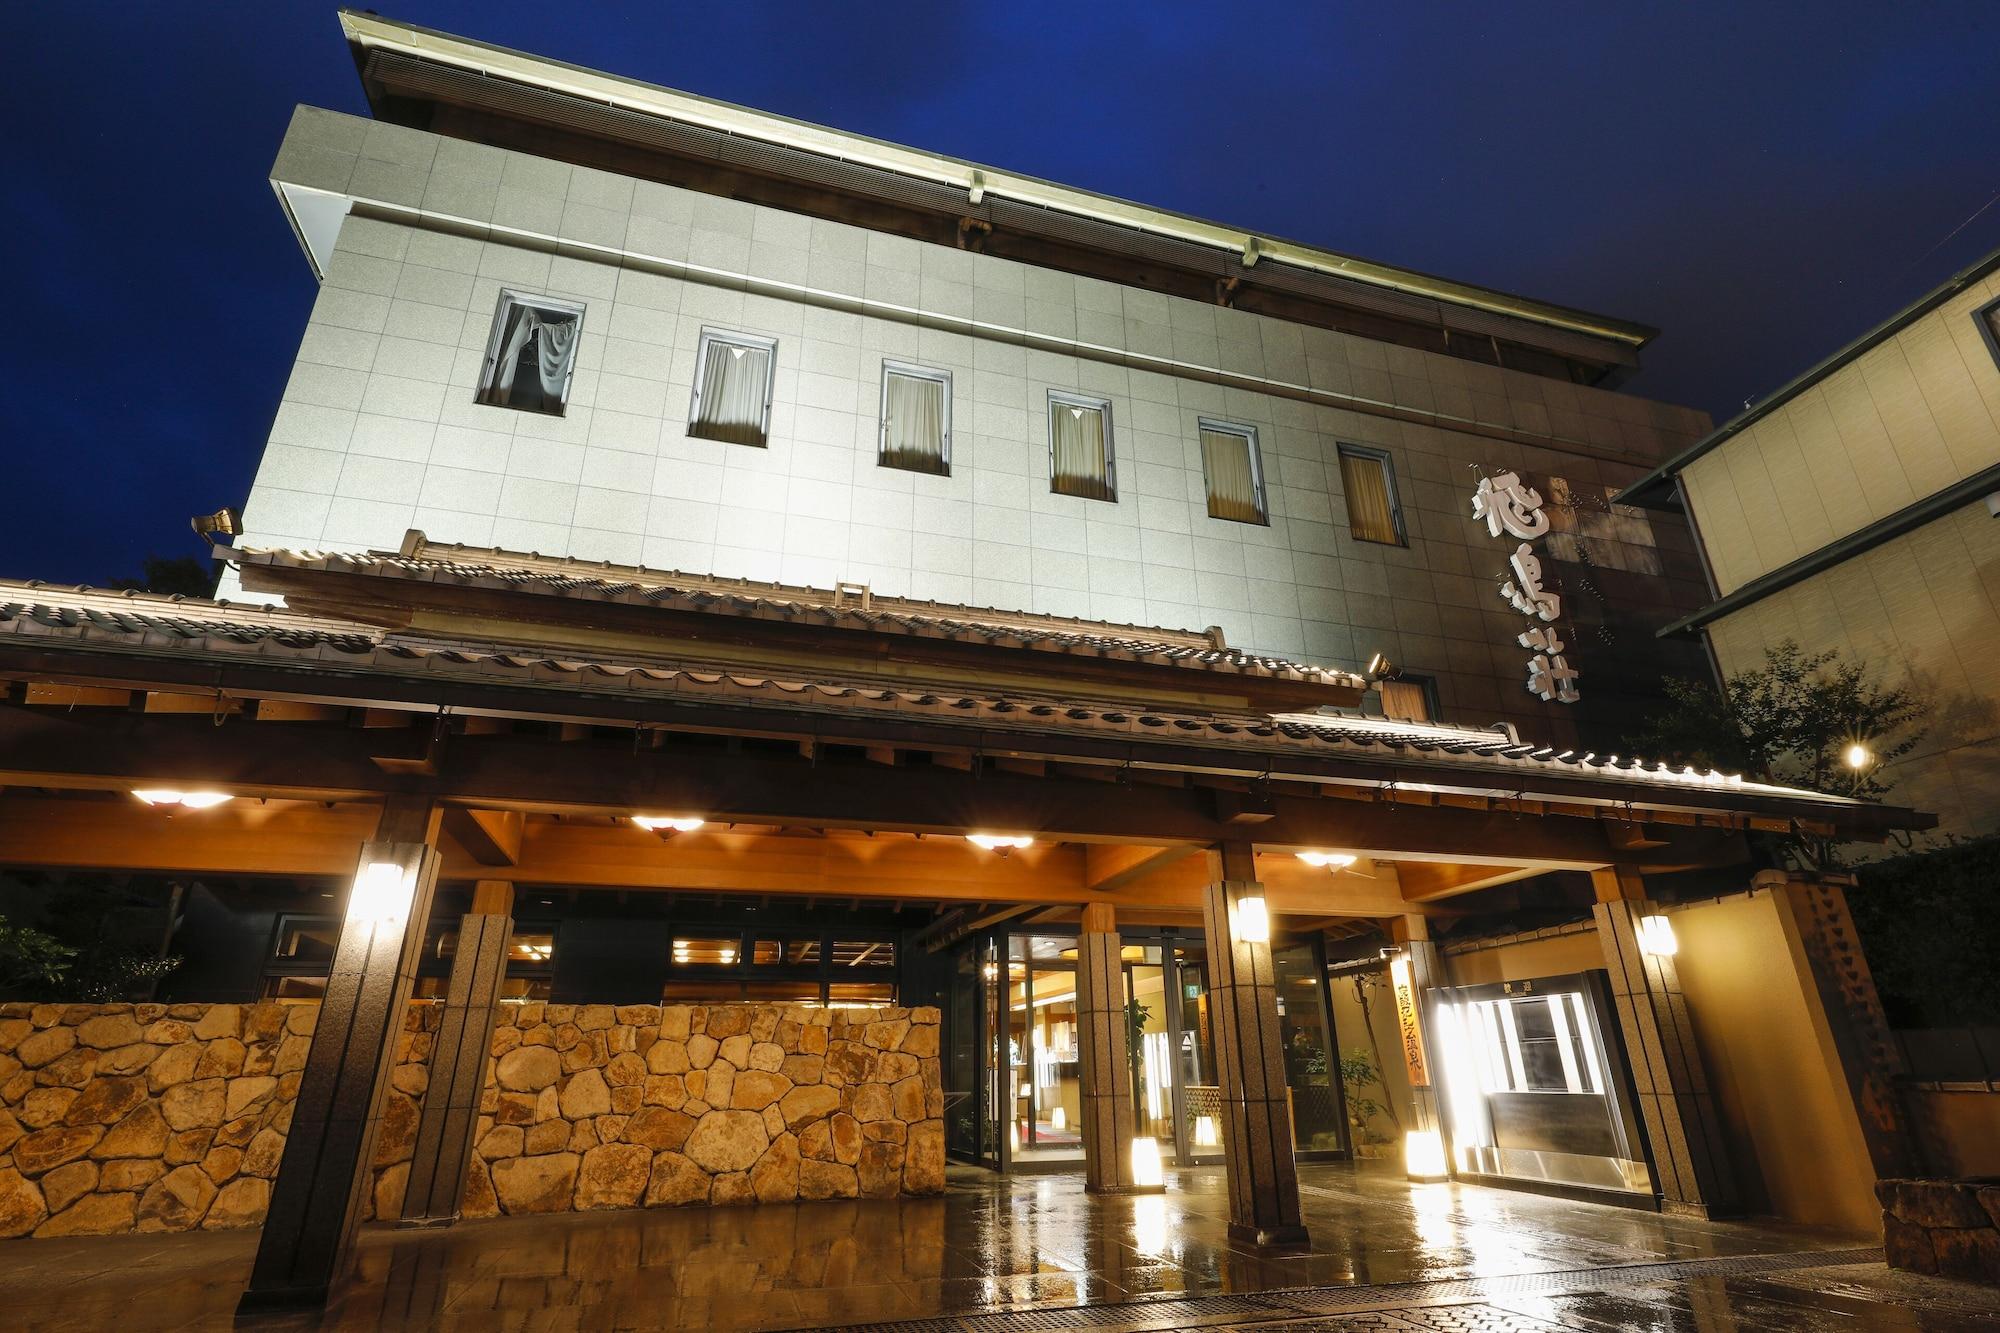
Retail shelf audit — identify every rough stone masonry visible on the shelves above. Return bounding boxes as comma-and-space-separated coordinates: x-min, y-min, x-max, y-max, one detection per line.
0, 1000, 942, 1238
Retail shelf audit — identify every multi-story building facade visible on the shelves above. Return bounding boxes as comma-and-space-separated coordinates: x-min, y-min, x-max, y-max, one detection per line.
239, 13, 1714, 749
0, 11, 1949, 1311
1620, 247, 2000, 838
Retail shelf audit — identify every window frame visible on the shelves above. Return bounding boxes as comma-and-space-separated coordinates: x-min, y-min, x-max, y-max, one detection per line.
474, 289, 587, 417
687, 327, 779, 448
1976, 294, 2000, 373
1047, 389, 1118, 502
877, 360, 954, 476
1377, 672, 1440, 724
1335, 442, 1408, 547
1197, 417, 1269, 525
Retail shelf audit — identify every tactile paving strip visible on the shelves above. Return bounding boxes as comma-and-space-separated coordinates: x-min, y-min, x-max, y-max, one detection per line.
821, 1247, 1884, 1333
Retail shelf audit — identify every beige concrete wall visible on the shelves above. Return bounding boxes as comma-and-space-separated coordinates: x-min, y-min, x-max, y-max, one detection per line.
1673, 891, 1881, 1237
1705, 500, 2000, 839
1326, 973, 1413, 1154
1440, 929, 1602, 988
1907, 1087, 2000, 1176
1682, 275, 2000, 596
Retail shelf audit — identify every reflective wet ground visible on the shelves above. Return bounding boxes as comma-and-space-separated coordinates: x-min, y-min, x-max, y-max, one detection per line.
0, 1161, 1993, 1331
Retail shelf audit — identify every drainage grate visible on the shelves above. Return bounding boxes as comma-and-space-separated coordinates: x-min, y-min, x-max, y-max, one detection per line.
821, 1247, 1885, 1333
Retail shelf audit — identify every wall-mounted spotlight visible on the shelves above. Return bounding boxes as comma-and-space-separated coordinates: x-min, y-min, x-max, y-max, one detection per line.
1365, 652, 1402, 682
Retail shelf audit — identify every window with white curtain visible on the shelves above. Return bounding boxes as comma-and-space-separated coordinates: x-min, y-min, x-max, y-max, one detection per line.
475, 291, 585, 416
1336, 443, 1405, 545
1048, 391, 1115, 502
1199, 420, 1267, 524
688, 328, 777, 447
878, 362, 951, 476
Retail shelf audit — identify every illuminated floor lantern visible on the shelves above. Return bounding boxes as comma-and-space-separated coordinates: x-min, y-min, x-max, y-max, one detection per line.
1129, 1136, 1165, 1191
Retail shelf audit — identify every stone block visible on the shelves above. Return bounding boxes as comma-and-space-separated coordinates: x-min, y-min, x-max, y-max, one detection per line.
41, 1161, 97, 1213
491, 1152, 581, 1214
202, 1176, 270, 1230
799, 1159, 858, 1201
35, 1191, 135, 1238
576, 1144, 651, 1210
76, 1014, 144, 1050
137, 1164, 217, 1232
15, 1126, 102, 1176
160, 1080, 225, 1132
645, 1152, 708, 1207
496, 1046, 562, 1091
93, 1103, 168, 1160
64, 1077, 147, 1127
684, 1110, 769, 1174
0, 1169, 45, 1238
1933, 1226, 2000, 1285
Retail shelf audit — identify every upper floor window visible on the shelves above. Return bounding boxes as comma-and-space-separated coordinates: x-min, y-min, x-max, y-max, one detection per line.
689, 328, 776, 447
1199, 420, 1268, 524
1978, 294, 2000, 371
1379, 674, 1438, 724
879, 362, 951, 476
476, 291, 584, 416
1049, 391, 1116, 502
1336, 443, 1406, 546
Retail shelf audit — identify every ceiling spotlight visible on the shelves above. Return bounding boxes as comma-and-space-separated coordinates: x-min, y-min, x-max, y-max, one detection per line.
131, 789, 233, 809
1297, 851, 1358, 870
632, 815, 706, 834
967, 833, 1033, 853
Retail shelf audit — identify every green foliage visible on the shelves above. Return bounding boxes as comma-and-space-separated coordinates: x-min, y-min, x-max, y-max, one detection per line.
1338, 1046, 1396, 1141
0, 917, 75, 995
1634, 639, 1927, 868
109, 555, 212, 598
1849, 835, 2000, 1028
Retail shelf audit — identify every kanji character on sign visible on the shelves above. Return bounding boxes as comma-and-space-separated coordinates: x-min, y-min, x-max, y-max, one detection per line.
1527, 652, 1582, 703
1501, 543, 1561, 621
1471, 470, 1549, 540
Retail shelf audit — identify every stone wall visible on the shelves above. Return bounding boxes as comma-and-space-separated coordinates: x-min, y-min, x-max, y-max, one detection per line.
0, 999, 942, 1239
463, 1004, 944, 1216
0, 1000, 435, 1239
1879, 1178, 2000, 1284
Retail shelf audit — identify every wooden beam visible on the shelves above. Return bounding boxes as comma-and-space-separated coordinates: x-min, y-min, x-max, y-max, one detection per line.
441, 807, 524, 866
1397, 861, 1543, 903
1083, 843, 1198, 893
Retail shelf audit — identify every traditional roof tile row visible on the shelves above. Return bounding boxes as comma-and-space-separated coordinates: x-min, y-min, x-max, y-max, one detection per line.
0, 583, 1866, 815
232, 544, 1367, 690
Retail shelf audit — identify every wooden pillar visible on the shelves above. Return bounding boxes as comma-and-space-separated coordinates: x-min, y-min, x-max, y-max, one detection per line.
239, 796, 442, 1312
1076, 901, 1141, 1193
400, 879, 514, 1226
1201, 842, 1308, 1248
1591, 866, 1735, 1217
1390, 915, 1448, 1179
1763, 869, 1921, 1180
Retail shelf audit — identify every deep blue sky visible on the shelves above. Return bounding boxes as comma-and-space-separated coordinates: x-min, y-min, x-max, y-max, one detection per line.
6, 2, 1997, 585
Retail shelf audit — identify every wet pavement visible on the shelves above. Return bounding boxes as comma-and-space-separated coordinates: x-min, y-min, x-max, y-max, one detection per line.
0, 1160, 1992, 1330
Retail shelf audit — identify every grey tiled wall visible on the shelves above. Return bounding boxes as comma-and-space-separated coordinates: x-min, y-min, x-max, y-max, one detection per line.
239, 106, 1712, 741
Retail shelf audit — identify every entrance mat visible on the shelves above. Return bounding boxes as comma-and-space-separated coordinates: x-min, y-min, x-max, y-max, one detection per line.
820, 1247, 1886, 1333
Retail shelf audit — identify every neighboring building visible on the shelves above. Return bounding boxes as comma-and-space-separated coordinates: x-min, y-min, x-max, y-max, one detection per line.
1619, 247, 2000, 839
0, 10, 1951, 1311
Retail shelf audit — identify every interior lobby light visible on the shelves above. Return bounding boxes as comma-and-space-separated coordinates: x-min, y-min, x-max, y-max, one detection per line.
1404, 1128, 1448, 1181
1193, 1115, 1220, 1147
348, 859, 417, 932
1130, 1135, 1165, 1190
967, 833, 1033, 852
131, 789, 233, 809
1233, 894, 1271, 944
631, 814, 705, 833
1636, 914, 1679, 958
1296, 851, 1357, 870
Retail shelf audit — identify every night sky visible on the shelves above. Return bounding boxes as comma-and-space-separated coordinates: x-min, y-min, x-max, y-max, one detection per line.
8, 2, 1998, 586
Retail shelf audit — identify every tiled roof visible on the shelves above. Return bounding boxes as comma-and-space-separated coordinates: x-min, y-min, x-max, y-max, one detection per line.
232, 543, 1366, 690
0, 582, 1876, 816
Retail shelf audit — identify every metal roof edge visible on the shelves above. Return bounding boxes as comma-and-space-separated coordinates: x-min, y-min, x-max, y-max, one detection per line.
1614, 242, 2000, 508
336, 9, 1656, 350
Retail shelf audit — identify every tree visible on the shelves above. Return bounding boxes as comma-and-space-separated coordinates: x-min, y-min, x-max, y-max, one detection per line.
109, 556, 212, 598
1633, 639, 1927, 869
0, 917, 74, 996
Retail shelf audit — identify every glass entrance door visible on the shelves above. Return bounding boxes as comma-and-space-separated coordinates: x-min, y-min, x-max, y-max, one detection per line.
1010, 936, 1084, 1165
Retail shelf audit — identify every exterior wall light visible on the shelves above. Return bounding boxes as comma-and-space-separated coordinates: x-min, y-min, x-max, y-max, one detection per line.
1636, 914, 1678, 958
968, 833, 1033, 852
1130, 1135, 1165, 1189
348, 858, 419, 932
1233, 894, 1271, 943
131, 789, 233, 809
632, 815, 705, 833
1297, 851, 1357, 870
1404, 1128, 1448, 1181
1844, 742, 1873, 770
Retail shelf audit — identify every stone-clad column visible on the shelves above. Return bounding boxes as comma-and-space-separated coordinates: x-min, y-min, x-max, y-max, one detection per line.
1763, 869, 1921, 1180
1075, 902, 1141, 1193
1591, 867, 1735, 1217
239, 797, 443, 1311
400, 880, 514, 1226
1201, 842, 1307, 1248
